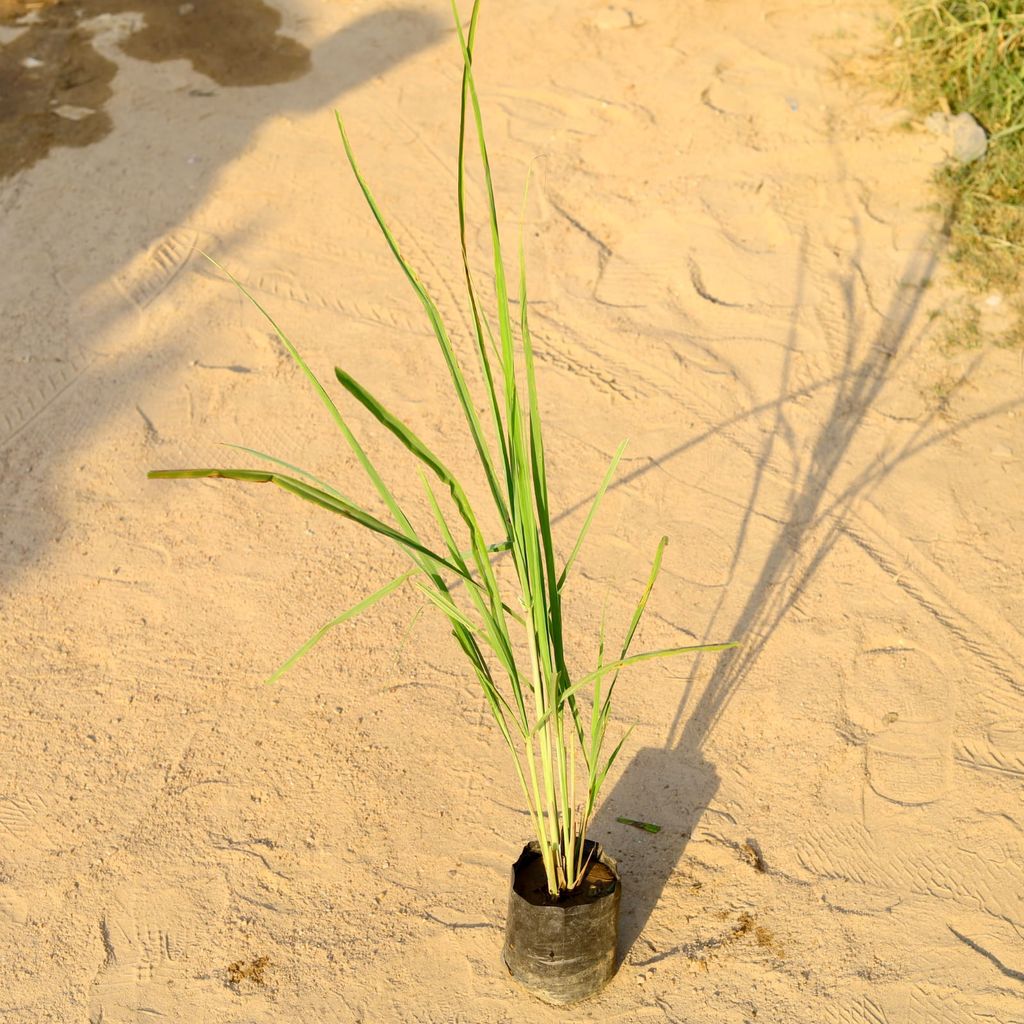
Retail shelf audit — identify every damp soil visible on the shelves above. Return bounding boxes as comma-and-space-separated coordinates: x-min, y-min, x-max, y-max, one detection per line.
0, 0, 310, 179
513, 849, 619, 908
226, 954, 270, 989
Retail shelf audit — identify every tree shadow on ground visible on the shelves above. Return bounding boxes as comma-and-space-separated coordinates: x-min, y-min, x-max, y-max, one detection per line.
0, 4, 445, 589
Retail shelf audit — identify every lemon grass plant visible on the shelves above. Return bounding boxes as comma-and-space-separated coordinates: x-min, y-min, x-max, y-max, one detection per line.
150, 0, 735, 897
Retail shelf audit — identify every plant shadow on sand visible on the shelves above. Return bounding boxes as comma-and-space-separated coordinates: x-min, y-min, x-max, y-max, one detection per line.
586, 200, 1021, 964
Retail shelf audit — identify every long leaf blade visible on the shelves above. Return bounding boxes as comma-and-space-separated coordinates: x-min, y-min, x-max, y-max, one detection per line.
199, 254, 420, 542
529, 640, 739, 736
218, 443, 352, 503
148, 467, 468, 580
558, 440, 628, 591
265, 570, 415, 684
334, 111, 511, 531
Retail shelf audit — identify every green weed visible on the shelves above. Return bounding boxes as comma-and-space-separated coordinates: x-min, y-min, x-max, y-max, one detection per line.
890, 1, 1024, 343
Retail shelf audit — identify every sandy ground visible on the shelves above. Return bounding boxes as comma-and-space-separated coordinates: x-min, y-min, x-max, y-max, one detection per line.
2, 0, 1023, 1021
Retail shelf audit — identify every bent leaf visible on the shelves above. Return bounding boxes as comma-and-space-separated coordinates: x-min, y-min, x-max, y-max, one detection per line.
148, 467, 468, 581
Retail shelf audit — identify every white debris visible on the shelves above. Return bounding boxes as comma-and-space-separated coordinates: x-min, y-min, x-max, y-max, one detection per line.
21, 56, 44, 69
52, 105, 96, 122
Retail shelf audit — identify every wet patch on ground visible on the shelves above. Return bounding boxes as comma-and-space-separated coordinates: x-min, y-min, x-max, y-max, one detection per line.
0, 0, 310, 178
0, 3, 116, 179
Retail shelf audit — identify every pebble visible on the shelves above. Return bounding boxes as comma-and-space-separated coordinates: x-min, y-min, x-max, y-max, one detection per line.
924, 111, 988, 164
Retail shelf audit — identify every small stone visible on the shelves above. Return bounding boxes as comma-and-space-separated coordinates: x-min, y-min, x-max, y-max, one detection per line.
178, 2, 194, 13
924, 111, 987, 163
950, 112, 987, 163
21, 56, 44, 69
991, 445, 1014, 460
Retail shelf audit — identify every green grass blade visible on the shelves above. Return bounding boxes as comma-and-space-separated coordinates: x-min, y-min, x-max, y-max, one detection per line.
422, 473, 525, 679
335, 368, 465, 503
530, 640, 739, 736
576, 642, 739, 704
333, 367, 522, 630
557, 440, 628, 591
334, 111, 511, 532
449, 2, 518, 426
601, 534, 668, 716
218, 443, 352, 502
473, 664, 528, 742
150, 468, 273, 483
518, 194, 584, 757
457, 0, 513, 520
597, 725, 635, 789
200, 254, 421, 542
265, 569, 415, 684
338, 365, 506, 565
411, 579, 481, 634
624, 537, 668, 648
420, 472, 469, 571
201, 254, 348, 447
517, 169, 565, 663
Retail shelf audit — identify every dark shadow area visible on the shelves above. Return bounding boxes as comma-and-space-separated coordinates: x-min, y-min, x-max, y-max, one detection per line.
595, 748, 719, 961
589, 210, 982, 961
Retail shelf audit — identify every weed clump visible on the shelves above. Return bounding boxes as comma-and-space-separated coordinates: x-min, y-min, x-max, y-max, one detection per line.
890, 1, 1024, 345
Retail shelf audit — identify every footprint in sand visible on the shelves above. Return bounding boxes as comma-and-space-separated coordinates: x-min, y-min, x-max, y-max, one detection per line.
845, 644, 953, 807
88, 889, 184, 1022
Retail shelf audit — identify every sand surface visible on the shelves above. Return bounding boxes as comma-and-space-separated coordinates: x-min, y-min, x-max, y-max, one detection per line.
2, 1, 1023, 1020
